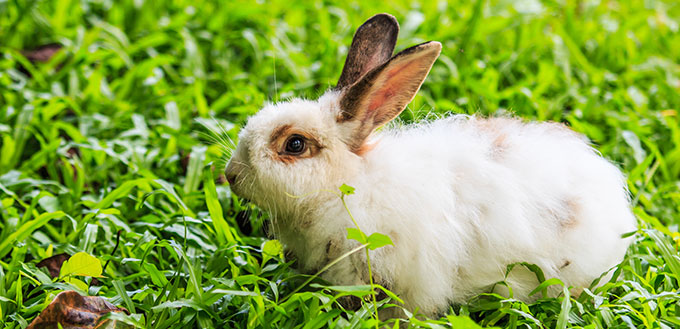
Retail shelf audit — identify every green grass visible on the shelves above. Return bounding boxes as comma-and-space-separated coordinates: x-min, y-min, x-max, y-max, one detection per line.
1, 0, 680, 328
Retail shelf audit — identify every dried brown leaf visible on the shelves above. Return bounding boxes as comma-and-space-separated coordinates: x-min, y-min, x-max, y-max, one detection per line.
27, 291, 130, 329
22, 43, 62, 62
37, 253, 71, 279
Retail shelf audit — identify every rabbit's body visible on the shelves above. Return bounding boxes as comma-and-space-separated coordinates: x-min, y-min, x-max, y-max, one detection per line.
225, 14, 635, 317
267, 111, 635, 315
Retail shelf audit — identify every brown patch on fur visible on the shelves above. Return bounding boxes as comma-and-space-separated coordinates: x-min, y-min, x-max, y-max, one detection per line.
268, 125, 323, 164
491, 133, 509, 158
354, 141, 379, 156
560, 198, 581, 229
270, 124, 292, 143
475, 117, 516, 159
560, 260, 571, 269
540, 198, 582, 231
276, 154, 297, 164
387, 230, 399, 245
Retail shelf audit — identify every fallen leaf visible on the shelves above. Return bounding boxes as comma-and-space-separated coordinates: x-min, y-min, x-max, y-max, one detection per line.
22, 43, 62, 62
27, 290, 130, 329
37, 253, 71, 278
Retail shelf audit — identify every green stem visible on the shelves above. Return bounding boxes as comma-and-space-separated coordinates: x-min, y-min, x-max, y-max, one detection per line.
341, 195, 380, 328
364, 247, 380, 327
340, 195, 362, 232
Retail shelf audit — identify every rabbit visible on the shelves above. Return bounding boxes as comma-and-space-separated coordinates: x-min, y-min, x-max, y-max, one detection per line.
224, 13, 637, 317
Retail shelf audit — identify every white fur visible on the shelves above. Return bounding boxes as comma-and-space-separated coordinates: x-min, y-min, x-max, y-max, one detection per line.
226, 90, 636, 316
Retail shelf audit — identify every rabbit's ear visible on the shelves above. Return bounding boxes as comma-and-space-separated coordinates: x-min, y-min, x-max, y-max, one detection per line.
336, 14, 399, 89
338, 41, 441, 152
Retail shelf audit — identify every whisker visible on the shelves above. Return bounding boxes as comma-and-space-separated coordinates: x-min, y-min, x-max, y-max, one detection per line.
210, 117, 238, 150
232, 160, 252, 169
273, 49, 278, 102
196, 117, 238, 155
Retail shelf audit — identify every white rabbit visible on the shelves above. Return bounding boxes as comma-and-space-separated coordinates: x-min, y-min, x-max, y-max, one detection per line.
225, 13, 636, 317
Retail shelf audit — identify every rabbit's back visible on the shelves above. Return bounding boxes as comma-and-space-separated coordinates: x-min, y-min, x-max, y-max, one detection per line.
355, 115, 635, 310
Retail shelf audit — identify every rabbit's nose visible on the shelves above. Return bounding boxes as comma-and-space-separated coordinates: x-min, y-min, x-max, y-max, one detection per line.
226, 174, 236, 185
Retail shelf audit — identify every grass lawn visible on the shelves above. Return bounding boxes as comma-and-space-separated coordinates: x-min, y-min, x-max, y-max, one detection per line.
1, 0, 680, 328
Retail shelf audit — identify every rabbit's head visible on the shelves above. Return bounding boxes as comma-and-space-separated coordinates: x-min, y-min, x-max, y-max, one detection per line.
225, 14, 441, 217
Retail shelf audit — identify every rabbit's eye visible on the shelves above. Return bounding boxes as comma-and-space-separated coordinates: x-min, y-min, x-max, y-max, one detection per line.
271, 128, 321, 162
285, 135, 306, 154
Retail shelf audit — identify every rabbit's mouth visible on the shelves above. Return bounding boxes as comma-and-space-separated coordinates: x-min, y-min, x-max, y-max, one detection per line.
225, 173, 251, 201
225, 156, 252, 199
226, 178, 247, 200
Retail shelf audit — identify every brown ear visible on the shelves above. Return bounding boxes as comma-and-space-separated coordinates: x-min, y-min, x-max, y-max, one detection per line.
338, 41, 441, 152
336, 14, 399, 89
